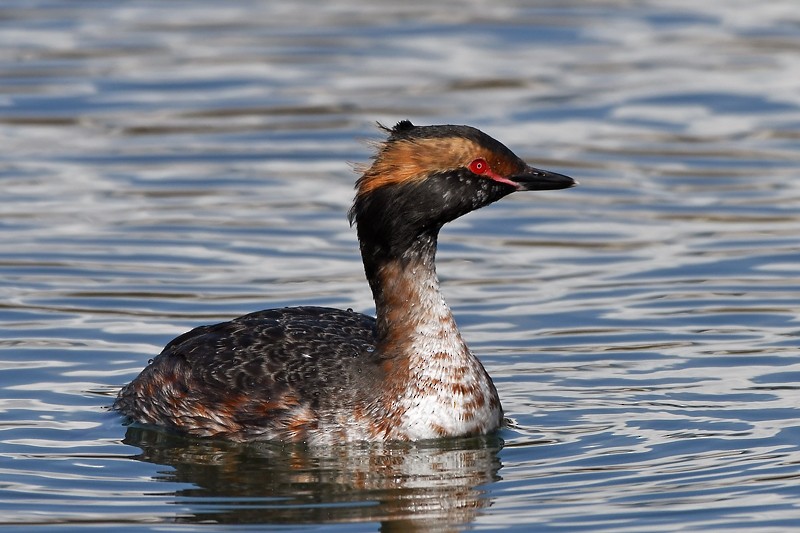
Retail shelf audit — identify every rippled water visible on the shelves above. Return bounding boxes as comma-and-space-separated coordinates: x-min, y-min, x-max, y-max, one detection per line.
2, 0, 799, 531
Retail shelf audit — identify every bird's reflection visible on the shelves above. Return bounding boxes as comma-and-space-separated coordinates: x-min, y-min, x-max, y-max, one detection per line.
124, 426, 503, 531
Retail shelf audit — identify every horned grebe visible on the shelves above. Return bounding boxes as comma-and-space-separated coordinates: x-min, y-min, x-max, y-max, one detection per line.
114, 121, 575, 444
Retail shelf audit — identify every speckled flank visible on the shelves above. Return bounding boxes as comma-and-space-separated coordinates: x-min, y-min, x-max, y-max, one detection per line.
115, 306, 386, 443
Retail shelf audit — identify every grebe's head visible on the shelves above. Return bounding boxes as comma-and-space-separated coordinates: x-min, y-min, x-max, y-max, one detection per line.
349, 120, 576, 257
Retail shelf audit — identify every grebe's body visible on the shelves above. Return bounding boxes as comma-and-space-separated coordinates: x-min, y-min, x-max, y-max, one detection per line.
114, 121, 575, 444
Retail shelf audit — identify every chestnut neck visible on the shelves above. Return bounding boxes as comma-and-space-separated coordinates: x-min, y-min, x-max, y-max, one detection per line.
360, 231, 444, 343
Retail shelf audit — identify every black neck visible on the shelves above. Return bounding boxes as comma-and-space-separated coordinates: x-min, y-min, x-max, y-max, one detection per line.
349, 174, 514, 341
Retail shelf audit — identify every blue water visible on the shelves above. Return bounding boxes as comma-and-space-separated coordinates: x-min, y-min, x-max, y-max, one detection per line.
1, 0, 799, 531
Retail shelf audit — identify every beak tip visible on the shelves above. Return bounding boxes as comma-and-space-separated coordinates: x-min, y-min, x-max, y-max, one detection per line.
513, 167, 577, 191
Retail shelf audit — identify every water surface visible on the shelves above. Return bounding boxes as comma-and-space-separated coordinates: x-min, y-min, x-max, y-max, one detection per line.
1, 1, 799, 531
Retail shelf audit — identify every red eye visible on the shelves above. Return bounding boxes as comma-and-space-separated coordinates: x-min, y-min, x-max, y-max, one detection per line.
469, 158, 489, 175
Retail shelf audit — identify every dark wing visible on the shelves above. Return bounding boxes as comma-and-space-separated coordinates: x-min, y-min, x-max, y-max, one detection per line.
170, 306, 377, 391
115, 306, 378, 439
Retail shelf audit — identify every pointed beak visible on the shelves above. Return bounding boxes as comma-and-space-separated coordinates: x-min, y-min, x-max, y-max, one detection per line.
509, 165, 577, 191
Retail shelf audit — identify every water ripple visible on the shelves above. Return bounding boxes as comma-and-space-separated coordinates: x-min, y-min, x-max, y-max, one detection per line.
1, 0, 800, 530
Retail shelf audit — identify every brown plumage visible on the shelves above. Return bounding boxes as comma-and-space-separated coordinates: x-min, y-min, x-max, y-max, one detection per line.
114, 120, 575, 444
